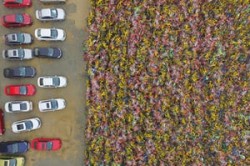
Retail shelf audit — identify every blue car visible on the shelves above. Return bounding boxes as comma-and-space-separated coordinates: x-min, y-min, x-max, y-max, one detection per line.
0, 141, 29, 154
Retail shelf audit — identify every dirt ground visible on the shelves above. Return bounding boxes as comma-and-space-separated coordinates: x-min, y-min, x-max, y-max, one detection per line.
0, 0, 90, 165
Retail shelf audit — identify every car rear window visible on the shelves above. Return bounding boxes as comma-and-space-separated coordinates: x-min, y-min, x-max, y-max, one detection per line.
17, 124, 24, 130
40, 79, 44, 85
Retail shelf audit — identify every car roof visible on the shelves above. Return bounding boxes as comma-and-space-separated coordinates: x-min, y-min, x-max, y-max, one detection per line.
41, 9, 53, 17
40, 29, 51, 37
43, 77, 53, 85
11, 103, 22, 111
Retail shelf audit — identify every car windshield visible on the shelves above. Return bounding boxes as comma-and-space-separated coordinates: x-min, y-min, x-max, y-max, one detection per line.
51, 29, 58, 38
53, 77, 60, 86
20, 103, 27, 110
47, 142, 53, 150
48, 48, 54, 56
9, 159, 16, 166
18, 67, 26, 76
17, 124, 24, 130
15, 14, 23, 23
51, 9, 57, 18
25, 121, 33, 130
19, 86, 27, 95
17, 49, 24, 57
8, 104, 13, 111
16, 0, 23, 3
16, 33, 24, 42
51, 100, 58, 109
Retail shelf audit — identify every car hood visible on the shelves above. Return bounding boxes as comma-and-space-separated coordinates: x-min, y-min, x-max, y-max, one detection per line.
17, 141, 29, 153
29, 118, 41, 129
57, 99, 66, 109
24, 67, 36, 76
57, 29, 66, 40
53, 48, 62, 57
23, 14, 32, 24
23, 34, 32, 43
23, 49, 33, 59
59, 77, 67, 87
57, 9, 65, 19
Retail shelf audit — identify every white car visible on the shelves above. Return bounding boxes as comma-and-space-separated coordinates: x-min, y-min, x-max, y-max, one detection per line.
34, 28, 66, 41
37, 76, 67, 88
2, 48, 33, 60
5, 101, 32, 113
36, 8, 65, 21
12, 118, 41, 133
39, 98, 66, 112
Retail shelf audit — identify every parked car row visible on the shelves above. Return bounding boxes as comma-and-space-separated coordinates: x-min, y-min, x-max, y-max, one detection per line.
1, 1, 67, 165
3, 47, 63, 60
3, 0, 65, 8
4, 28, 66, 45
5, 98, 66, 113
1, 9, 65, 27
4, 75, 67, 96
0, 138, 62, 153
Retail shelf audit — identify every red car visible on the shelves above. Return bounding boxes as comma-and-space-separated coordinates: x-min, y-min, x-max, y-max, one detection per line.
0, 109, 5, 135
31, 138, 62, 151
1, 14, 32, 28
3, 0, 32, 8
5, 84, 36, 96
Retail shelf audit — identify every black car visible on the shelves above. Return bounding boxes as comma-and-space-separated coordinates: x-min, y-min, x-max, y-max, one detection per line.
0, 141, 29, 154
4, 33, 33, 45
3, 66, 36, 78
33, 47, 62, 59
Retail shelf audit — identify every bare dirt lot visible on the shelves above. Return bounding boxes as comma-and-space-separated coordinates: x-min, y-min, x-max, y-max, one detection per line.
0, 0, 90, 165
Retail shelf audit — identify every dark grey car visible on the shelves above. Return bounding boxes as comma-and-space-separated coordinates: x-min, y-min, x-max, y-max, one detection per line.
4, 66, 36, 78
33, 47, 62, 58
4, 33, 33, 45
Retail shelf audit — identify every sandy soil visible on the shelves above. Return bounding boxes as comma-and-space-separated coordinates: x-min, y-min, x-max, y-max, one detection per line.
0, 0, 90, 165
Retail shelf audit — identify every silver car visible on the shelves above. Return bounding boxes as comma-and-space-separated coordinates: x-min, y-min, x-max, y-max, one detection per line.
36, 8, 65, 21
4, 33, 33, 45
2, 48, 33, 60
